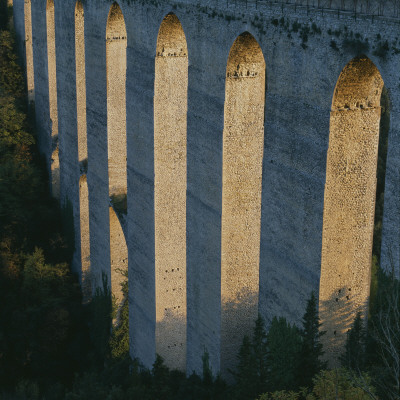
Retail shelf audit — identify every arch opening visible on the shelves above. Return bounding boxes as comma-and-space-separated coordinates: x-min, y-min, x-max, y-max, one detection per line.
46, 0, 58, 141
106, 2, 128, 321
75, 0, 87, 165
320, 56, 385, 363
24, 0, 34, 102
221, 32, 266, 374
106, 2, 127, 200
109, 206, 128, 323
79, 175, 91, 303
154, 13, 188, 371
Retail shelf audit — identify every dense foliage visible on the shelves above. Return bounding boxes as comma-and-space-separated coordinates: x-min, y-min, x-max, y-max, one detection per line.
266, 316, 301, 392
258, 369, 376, 400
297, 292, 326, 389
363, 268, 400, 400
0, 26, 90, 394
232, 293, 327, 399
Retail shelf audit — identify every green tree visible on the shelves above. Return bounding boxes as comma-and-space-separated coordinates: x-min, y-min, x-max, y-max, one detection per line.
258, 391, 300, 400
151, 355, 171, 400
308, 369, 377, 400
258, 370, 376, 400
202, 350, 213, 390
266, 316, 302, 392
232, 314, 269, 397
341, 312, 366, 371
0, 31, 25, 98
253, 314, 269, 394
233, 335, 258, 400
109, 281, 129, 361
86, 276, 113, 366
368, 270, 400, 400
64, 372, 108, 400
297, 292, 326, 388
0, 248, 87, 388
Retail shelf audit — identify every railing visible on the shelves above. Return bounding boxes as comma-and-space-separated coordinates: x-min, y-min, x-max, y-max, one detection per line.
237, 0, 399, 17
178, 0, 400, 20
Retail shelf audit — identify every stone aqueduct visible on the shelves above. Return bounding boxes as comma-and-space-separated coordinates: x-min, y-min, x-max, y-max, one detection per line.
12, 0, 400, 375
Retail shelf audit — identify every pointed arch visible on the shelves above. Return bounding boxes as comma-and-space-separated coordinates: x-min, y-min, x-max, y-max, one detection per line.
79, 175, 91, 302
24, 0, 34, 102
46, 0, 58, 139
221, 32, 266, 374
109, 206, 128, 317
106, 2, 127, 197
75, 0, 87, 164
320, 56, 385, 363
154, 13, 188, 371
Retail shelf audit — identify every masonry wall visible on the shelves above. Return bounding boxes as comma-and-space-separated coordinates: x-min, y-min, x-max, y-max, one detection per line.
106, 3, 127, 198
15, 0, 400, 375
221, 32, 265, 373
320, 58, 384, 361
154, 13, 188, 371
75, 0, 87, 165
79, 175, 91, 302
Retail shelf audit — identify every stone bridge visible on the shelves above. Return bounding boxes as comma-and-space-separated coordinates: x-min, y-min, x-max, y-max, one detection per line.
12, 0, 400, 375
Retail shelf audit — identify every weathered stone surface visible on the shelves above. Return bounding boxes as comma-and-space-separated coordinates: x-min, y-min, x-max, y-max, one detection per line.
79, 175, 91, 302
75, 1, 87, 165
221, 32, 265, 375
154, 13, 188, 371
107, 3, 127, 198
46, 0, 58, 142
13, 0, 400, 375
